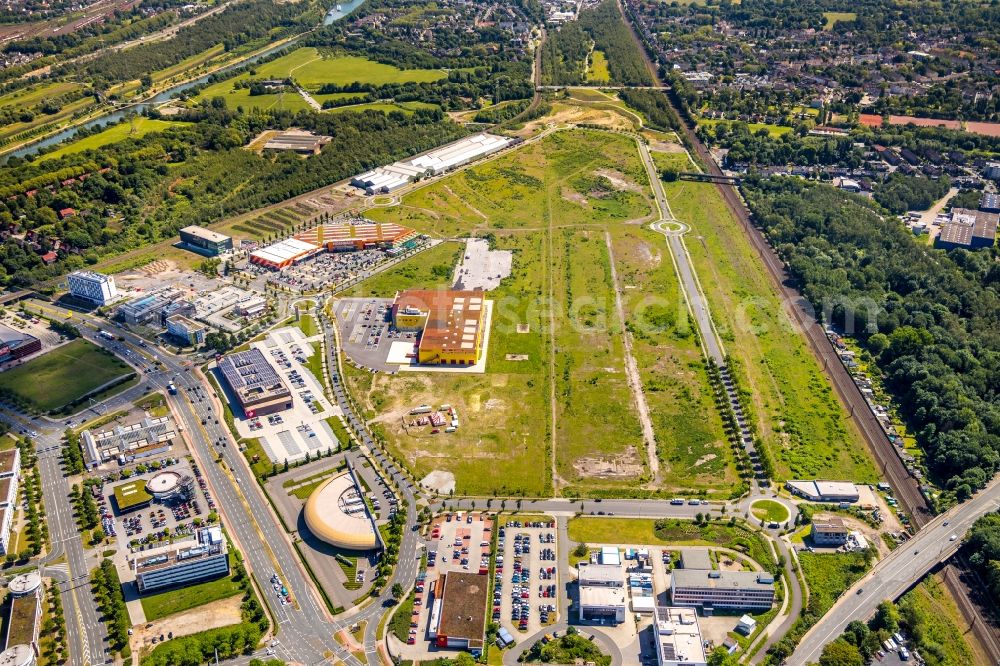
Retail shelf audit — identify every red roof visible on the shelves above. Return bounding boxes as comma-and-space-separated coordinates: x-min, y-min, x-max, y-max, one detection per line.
59, 208, 76, 219
40, 251, 58, 264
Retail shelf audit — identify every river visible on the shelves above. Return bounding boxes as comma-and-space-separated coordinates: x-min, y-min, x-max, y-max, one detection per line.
5, 0, 367, 160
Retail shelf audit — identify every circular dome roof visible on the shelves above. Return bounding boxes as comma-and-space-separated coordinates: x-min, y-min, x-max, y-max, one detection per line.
303, 474, 378, 551
7, 572, 40, 596
0, 645, 34, 666
145, 471, 181, 495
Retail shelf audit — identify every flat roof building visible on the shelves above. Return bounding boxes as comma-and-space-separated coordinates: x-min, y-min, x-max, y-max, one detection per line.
293, 221, 417, 252
116, 288, 182, 326
264, 130, 332, 155
980, 192, 1000, 214
179, 226, 233, 256
432, 572, 488, 655
812, 517, 849, 546
652, 606, 707, 666
66, 270, 118, 306
935, 208, 999, 250
670, 570, 775, 612
578, 563, 624, 588
679, 548, 713, 570
112, 480, 153, 513
0, 326, 40, 365
248, 238, 321, 271
135, 526, 229, 593
218, 348, 292, 418
166, 314, 206, 347
3, 577, 41, 662
81, 415, 176, 467
785, 480, 860, 503
392, 289, 487, 366
0, 450, 20, 556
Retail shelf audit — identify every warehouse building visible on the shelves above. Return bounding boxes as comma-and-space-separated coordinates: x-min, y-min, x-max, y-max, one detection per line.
652, 606, 707, 666
0, 449, 21, 555
166, 314, 206, 347
811, 518, 850, 547
66, 270, 118, 306
670, 570, 775, 612
81, 415, 176, 467
350, 133, 514, 194
264, 130, 332, 155
293, 221, 417, 252
0, 326, 41, 365
248, 238, 321, 270
784, 480, 860, 503
135, 526, 229, 593
935, 208, 999, 250
391, 289, 487, 366
179, 226, 233, 256
3, 572, 42, 664
578, 563, 626, 624
981, 192, 1000, 214
429, 572, 488, 656
218, 348, 293, 417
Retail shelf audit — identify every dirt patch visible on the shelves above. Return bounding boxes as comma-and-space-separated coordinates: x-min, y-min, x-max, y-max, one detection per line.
505, 354, 529, 361
693, 453, 717, 468
421, 470, 456, 494
133, 595, 242, 655
517, 324, 530, 333
649, 140, 686, 154
637, 241, 661, 267
561, 187, 589, 207
573, 446, 644, 479
594, 168, 643, 193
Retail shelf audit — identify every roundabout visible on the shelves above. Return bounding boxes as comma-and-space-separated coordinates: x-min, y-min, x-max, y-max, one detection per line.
649, 219, 689, 236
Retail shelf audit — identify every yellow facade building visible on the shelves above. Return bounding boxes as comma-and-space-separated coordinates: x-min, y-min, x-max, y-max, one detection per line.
391, 289, 486, 366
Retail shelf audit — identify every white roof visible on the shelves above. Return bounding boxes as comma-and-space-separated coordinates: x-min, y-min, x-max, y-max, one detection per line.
250, 238, 319, 264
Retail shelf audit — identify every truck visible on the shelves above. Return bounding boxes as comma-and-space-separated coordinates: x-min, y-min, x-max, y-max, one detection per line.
167, 382, 177, 395
98, 329, 115, 341
410, 405, 433, 415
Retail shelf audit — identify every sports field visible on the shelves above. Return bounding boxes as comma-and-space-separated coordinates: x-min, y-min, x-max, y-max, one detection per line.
661, 178, 878, 482
40, 118, 185, 162
358, 129, 736, 496
0, 338, 133, 412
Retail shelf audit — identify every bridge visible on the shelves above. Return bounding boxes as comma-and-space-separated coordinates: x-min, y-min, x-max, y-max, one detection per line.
677, 171, 742, 185
535, 85, 670, 91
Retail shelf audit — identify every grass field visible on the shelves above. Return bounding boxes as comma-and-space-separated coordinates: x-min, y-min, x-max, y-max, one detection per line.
39, 118, 184, 161
823, 12, 856, 30
0, 339, 133, 412
346, 241, 463, 298
567, 516, 774, 568
798, 551, 868, 616
586, 50, 611, 83
696, 118, 792, 138
195, 48, 446, 110
751, 500, 789, 523
662, 179, 877, 483
0, 81, 81, 111
139, 568, 243, 621
898, 575, 978, 666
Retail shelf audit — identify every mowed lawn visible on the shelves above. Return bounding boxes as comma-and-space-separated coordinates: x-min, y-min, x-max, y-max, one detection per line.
139, 570, 244, 621
662, 179, 878, 483
0, 339, 132, 412
348, 241, 462, 298
195, 48, 446, 110
40, 119, 186, 161
696, 118, 792, 138
586, 50, 610, 83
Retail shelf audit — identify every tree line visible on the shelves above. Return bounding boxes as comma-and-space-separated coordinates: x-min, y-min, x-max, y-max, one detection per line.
742, 177, 1000, 503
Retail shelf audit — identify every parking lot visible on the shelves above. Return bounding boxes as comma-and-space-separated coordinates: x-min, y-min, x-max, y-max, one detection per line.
242, 248, 392, 293
497, 518, 559, 636
396, 511, 493, 660
335, 298, 413, 372
95, 458, 217, 554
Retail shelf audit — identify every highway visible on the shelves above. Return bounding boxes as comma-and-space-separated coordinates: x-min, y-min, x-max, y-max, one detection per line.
790, 476, 1000, 665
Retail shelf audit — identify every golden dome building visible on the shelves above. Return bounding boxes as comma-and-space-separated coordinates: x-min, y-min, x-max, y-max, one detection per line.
303, 472, 379, 551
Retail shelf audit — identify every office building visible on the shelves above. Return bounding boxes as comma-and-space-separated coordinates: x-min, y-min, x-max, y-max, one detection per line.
263, 130, 332, 155
391, 289, 487, 366
3, 572, 42, 664
980, 192, 1000, 214
135, 527, 229, 593
670, 570, 775, 612
218, 348, 292, 418
652, 606, 707, 666
811, 518, 849, 546
234, 297, 267, 318
578, 563, 626, 624
303, 471, 379, 551
785, 480, 860, 503
81, 416, 175, 467
430, 572, 487, 656
179, 226, 233, 256
166, 314, 206, 347
0, 450, 21, 555
66, 271, 118, 306
116, 288, 181, 326
112, 480, 153, 513
0, 327, 40, 365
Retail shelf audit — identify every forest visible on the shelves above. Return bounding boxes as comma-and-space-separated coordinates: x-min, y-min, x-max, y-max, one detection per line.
742, 178, 1000, 502
698, 122, 865, 167
0, 105, 466, 286
967, 512, 1000, 606
872, 173, 951, 214
541, 0, 652, 86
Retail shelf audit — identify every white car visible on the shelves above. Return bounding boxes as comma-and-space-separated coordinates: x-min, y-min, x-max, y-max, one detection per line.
949, 534, 958, 541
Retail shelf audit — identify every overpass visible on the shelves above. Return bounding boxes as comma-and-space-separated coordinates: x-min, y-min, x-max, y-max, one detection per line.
535, 85, 670, 91
789, 475, 1000, 665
